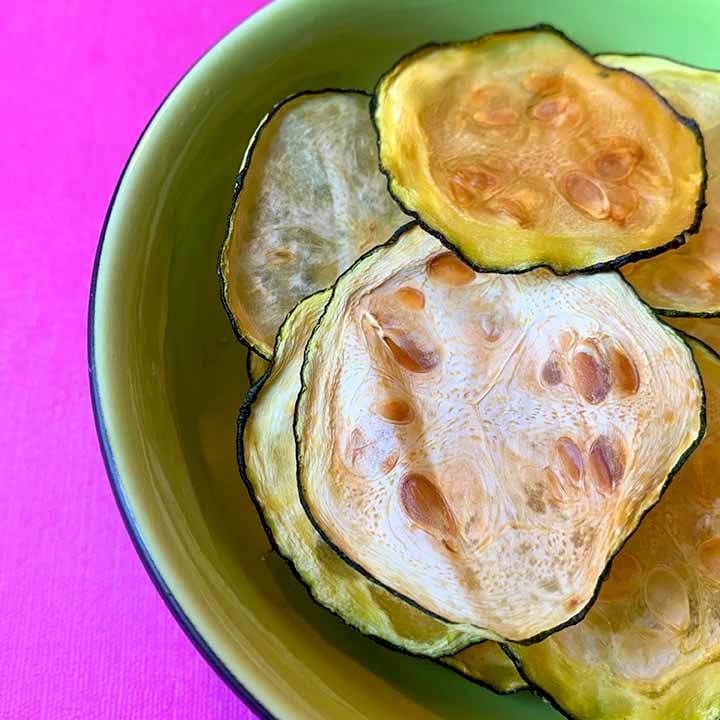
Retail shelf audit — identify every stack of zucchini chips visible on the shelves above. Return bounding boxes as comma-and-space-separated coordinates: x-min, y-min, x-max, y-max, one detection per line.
220, 25, 720, 719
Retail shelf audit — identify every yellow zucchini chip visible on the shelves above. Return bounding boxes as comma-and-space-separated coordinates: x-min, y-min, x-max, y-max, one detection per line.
373, 26, 705, 274
220, 91, 408, 358
509, 338, 720, 720
670, 317, 720, 353
599, 54, 720, 316
443, 642, 526, 694
296, 225, 704, 643
239, 291, 483, 656
246, 350, 270, 385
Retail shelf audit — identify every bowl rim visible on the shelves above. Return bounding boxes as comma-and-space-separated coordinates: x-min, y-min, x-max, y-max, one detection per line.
87, 4, 279, 717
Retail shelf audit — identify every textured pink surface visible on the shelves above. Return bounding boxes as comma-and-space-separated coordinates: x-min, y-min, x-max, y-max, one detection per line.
0, 3, 269, 718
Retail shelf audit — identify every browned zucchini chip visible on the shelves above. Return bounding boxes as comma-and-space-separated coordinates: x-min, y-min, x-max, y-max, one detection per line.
442, 642, 526, 694
509, 338, 720, 720
599, 54, 720, 316
670, 317, 720, 353
296, 225, 704, 643
239, 291, 482, 656
220, 91, 408, 358
373, 27, 705, 274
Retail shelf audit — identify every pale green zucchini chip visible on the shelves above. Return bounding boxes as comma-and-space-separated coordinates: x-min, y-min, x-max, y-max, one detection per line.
220, 91, 408, 358
600, 54, 720, 316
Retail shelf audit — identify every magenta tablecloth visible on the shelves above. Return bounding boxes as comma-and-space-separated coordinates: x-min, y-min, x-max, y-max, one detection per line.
0, 3, 270, 718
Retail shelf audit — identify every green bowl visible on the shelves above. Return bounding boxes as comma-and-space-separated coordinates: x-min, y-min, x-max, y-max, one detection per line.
89, 1, 720, 717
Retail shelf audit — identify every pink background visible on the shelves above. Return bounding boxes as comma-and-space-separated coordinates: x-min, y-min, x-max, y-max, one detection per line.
0, 2, 271, 718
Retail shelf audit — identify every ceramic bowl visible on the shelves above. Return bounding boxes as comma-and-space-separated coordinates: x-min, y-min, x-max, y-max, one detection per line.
89, 1, 720, 716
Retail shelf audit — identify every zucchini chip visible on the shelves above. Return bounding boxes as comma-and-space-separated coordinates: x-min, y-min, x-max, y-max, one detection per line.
670, 317, 720, 353
373, 27, 705, 274
443, 642, 526, 694
220, 91, 408, 358
599, 54, 720, 316
246, 350, 270, 385
296, 225, 704, 643
239, 291, 482, 656
510, 338, 720, 720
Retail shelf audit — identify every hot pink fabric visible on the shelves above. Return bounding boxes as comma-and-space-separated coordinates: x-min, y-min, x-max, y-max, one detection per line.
0, 3, 270, 717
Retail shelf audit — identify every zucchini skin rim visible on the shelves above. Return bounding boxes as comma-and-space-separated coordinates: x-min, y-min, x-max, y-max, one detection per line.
596, 51, 720, 79
501, 334, 716, 720
369, 23, 708, 277
595, 51, 720, 319
236, 285, 479, 658
218, 88, 375, 361
293, 221, 708, 646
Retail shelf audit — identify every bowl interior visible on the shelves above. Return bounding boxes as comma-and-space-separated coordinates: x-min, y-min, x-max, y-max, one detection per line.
91, 0, 720, 717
